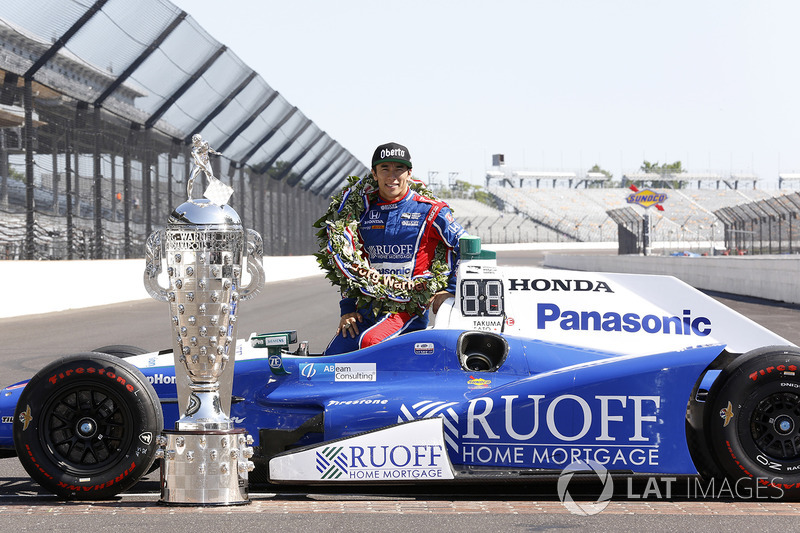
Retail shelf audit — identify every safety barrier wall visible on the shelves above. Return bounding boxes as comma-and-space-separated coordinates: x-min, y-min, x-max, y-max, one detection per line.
0, 255, 323, 319
543, 253, 800, 305
4, 245, 798, 318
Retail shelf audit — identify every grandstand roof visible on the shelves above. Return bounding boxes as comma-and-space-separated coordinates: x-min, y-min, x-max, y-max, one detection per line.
0, 0, 366, 194
512, 171, 577, 178
586, 172, 610, 180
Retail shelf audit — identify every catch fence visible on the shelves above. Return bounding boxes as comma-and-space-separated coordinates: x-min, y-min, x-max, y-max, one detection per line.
715, 193, 800, 255
0, 0, 367, 260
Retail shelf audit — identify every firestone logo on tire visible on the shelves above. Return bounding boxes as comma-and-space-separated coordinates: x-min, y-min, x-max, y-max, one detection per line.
48, 366, 136, 393
557, 460, 614, 515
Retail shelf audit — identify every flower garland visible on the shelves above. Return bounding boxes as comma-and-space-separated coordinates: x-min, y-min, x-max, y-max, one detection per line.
313, 175, 450, 317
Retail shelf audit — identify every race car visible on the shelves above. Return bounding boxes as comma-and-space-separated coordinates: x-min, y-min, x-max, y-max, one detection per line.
1, 240, 799, 500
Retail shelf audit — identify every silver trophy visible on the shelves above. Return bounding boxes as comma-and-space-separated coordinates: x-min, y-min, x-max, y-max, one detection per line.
144, 135, 264, 505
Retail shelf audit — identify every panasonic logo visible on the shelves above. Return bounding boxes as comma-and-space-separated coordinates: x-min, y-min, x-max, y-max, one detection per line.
537, 304, 711, 336
509, 279, 613, 293
378, 266, 412, 276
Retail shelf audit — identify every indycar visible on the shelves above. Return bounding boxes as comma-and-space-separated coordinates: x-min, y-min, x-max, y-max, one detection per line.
1, 240, 799, 500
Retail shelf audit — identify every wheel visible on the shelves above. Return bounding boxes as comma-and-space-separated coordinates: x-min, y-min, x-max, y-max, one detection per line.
89, 345, 163, 476
13, 352, 163, 500
705, 345, 800, 499
91, 345, 148, 358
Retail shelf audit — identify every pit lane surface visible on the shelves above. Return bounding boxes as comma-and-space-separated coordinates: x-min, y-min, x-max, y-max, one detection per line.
1, 249, 799, 531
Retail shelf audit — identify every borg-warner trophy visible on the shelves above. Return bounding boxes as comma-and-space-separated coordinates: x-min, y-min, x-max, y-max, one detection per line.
144, 134, 265, 505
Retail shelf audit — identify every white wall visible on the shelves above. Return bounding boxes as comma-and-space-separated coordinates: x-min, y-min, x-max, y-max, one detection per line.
543, 254, 800, 304
0, 256, 323, 319
4, 248, 797, 318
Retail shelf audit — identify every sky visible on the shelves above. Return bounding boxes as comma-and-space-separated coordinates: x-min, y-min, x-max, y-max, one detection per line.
169, 0, 800, 188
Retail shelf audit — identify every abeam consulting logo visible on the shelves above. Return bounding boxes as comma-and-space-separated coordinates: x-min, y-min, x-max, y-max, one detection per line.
557, 460, 613, 515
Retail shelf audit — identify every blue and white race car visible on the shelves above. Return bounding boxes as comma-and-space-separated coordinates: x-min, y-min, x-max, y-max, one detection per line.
1, 243, 798, 500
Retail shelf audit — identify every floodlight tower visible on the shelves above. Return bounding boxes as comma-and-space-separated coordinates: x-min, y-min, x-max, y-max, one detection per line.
428, 171, 439, 189
448, 172, 459, 189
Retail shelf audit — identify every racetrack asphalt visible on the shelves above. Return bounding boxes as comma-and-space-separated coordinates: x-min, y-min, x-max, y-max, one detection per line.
1, 248, 800, 531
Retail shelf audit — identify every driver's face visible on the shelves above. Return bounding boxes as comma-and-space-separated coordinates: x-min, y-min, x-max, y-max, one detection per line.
373, 162, 411, 202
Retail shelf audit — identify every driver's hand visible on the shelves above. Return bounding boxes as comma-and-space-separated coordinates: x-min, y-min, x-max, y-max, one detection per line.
429, 291, 455, 314
338, 312, 363, 338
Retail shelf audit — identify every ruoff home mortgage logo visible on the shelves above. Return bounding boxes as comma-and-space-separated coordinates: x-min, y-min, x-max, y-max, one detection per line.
556, 460, 613, 516
316, 446, 348, 480
626, 185, 666, 211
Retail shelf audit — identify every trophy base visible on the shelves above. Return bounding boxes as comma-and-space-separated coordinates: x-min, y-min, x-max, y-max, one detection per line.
159, 428, 254, 506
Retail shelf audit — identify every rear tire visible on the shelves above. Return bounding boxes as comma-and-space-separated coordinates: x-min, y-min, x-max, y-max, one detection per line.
705, 345, 800, 499
91, 345, 148, 358
13, 352, 162, 500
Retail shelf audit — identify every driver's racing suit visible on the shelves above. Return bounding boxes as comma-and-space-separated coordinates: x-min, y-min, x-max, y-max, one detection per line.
325, 187, 466, 355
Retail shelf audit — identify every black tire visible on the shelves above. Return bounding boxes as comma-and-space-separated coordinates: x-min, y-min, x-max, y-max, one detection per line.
91, 345, 148, 358
705, 345, 800, 499
91, 345, 165, 477
13, 352, 163, 500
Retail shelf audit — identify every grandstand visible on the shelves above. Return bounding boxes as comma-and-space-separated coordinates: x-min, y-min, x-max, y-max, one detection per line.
621, 172, 759, 191
477, 183, 792, 250
3, 0, 798, 260
779, 174, 800, 190
469, 160, 800, 252
444, 198, 564, 244
485, 170, 610, 190
0, 0, 367, 260
439, 170, 800, 251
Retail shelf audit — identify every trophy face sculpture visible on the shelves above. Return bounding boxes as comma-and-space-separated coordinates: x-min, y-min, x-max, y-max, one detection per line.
144, 135, 264, 506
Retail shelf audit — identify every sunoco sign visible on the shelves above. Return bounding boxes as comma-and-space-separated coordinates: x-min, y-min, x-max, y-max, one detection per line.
626, 186, 667, 210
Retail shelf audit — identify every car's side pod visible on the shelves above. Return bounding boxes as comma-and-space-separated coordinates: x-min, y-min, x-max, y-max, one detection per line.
686, 345, 800, 499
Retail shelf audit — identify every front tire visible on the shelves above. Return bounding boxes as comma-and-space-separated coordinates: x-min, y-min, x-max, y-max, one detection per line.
705, 346, 800, 499
13, 352, 163, 500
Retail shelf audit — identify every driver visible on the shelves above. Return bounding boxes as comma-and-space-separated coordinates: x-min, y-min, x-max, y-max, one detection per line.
324, 142, 466, 355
